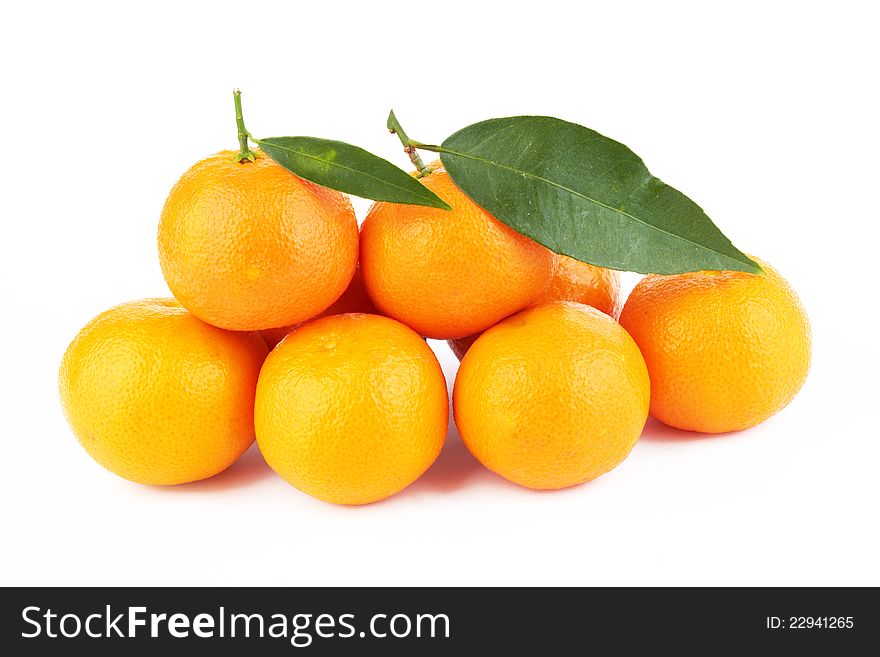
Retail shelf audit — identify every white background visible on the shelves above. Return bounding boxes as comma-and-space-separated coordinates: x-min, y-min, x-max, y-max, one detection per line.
1, 1, 878, 586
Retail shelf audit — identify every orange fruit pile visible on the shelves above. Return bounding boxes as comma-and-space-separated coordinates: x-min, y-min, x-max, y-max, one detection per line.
60, 143, 811, 504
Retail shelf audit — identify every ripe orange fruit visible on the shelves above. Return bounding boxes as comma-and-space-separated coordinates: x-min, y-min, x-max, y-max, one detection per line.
255, 313, 448, 505
448, 253, 622, 359
59, 299, 268, 485
618, 258, 811, 433
260, 266, 379, 348
158, 150, 358, 331
360, 162, 554, 339
454, 302, 650, 490
538, 253, 622, 317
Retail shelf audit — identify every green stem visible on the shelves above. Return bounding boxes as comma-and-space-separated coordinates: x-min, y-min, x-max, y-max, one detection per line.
387, 110, 433, 177
233, 89, 256, 163
409, 141, 442, 153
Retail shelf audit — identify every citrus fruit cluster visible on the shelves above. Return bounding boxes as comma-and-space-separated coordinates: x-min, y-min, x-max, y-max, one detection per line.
59, 144, 811, 505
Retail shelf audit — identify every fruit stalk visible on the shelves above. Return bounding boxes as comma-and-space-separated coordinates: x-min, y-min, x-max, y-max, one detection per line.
233, 89, 256, 163
387, 110, 432, 178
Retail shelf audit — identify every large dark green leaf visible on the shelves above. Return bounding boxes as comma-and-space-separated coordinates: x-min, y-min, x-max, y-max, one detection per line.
257, 136, 450, 210
436, 116, 759, 274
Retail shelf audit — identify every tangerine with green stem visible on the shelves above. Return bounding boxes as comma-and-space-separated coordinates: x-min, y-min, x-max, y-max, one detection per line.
361, 113, 553, 339
158, 90, 358, 331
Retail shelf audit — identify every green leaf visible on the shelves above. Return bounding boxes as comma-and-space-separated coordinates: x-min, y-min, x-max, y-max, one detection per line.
436, 116, 760, 274
257, 136, 451, 210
